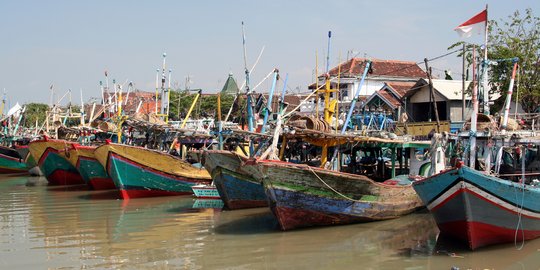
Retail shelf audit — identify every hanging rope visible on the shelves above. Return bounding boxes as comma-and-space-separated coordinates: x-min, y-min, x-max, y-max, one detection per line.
307, 166, 365, 202
514, 145, 526, 250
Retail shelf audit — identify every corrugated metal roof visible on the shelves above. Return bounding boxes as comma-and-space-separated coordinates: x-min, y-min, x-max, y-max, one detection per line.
430, 79, 472, 100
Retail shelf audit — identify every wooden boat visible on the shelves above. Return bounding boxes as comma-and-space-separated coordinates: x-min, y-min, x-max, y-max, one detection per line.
248, 156, 424, 231
65, 144, 116, 190
0, 145, 29, 174
28, 138, 85, 185
413, 145, 540, 250
203, 149, 268, 209
16, 145, 43, 176
191, 184, 220, 199
94, 142, 212, 199
411, 54, 540, 249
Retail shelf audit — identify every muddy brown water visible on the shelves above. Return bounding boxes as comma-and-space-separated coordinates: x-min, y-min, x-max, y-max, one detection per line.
1, 175, 539, 269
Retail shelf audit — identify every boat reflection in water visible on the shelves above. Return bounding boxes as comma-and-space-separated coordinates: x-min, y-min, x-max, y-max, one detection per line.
3, 175, 540, 269
211, 209, 439, 269
20, 178, 220, 269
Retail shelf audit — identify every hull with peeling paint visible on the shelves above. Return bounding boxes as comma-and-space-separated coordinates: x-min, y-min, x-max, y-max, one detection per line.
413, 165, 540, 250
203, 150, 267, 209
250, 160, 422, 231
28, 139, 85, 185
95, 143, 212, 199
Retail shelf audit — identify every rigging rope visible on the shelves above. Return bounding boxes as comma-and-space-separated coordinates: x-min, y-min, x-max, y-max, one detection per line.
514, 145, 526, 250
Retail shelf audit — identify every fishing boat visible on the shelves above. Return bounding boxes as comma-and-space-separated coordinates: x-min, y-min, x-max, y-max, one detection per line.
94, 142, 212, 199
247, 133, 429, 231
411, 37, 540, 249
203, 149, 268, 209
13, 144, 43, 176
191, 184, 221, 199
0, 145, 29, 174
28, 138, 85, 185
65, 144, 116, 190
413, 148, 540, 250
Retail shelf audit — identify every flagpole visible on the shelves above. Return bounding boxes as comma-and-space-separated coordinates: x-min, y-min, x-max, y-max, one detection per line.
483, 4, 488, 62
469, 46, 478, 169
482, 4, 490, 115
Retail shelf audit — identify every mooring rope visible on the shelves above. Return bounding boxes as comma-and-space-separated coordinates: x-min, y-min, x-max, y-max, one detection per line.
307, 166, 364, 202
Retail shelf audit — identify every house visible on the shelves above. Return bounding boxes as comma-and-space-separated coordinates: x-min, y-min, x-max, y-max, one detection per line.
363, 81, 417, 120
85, 90, 160, 120
310, 58, 427, 105
403, 78, 472, 123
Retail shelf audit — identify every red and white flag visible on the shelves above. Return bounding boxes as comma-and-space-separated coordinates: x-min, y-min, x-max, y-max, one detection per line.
454, 9, 487, 38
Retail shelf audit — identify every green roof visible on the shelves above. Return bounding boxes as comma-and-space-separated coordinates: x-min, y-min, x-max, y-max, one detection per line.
221, 73, 239, 95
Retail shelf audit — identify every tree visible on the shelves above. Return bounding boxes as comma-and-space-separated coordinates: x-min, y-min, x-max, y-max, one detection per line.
168, 89, 243, 121
449, 8, 540, 113
489, 8, 540, 113
22, 103, 49, 128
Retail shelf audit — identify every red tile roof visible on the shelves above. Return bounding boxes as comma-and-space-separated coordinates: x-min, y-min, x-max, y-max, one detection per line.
377, 89, 401, 108
384, 81, 416, 98
328, 58, 427, 78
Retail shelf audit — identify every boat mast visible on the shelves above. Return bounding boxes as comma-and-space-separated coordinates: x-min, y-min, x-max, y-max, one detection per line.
341, 61, 371, 134
242, 22, 254, 132
160, 53, 168, 121
323, 31, 333, 124
166, 69, 172, 123
469, 46, 478, 169
480, 4, 490, 115
1, 88, 5, 118
260, 68, 279, 133
501, 58, 519, 131
155, 68, 159, 114
320, 31, 333, 167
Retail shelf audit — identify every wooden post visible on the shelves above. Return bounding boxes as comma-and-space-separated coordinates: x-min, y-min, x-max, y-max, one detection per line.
462, 43, 466, 121
424, 58, 441, 132
391, 146, 396, 178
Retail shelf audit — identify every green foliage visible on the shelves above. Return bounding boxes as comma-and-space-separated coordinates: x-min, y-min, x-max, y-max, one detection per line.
22, 103, 49, 128
168, 89, 244, 121
489, 8, 540, 113
449, 8, 540, 113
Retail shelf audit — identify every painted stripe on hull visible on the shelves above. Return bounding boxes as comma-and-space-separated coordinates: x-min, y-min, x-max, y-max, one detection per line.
212, 167, 267, 210
414, 167, 540, 213
0, 154, 29, 173
439, 221, 540, 250
107, 153, 210, 199
429, 181, 540, 219
266, 187, 419, 230
423, 180, 540, 249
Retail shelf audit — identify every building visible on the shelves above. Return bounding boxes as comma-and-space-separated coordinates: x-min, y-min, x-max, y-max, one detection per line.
85, 90, 160, 121
363, 81, 417, 120
403, 78, 472, 123
310, 58, 427, 102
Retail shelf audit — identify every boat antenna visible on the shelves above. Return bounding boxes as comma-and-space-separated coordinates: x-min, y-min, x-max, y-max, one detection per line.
242, 21, 254, 132
326, 31, 331, 73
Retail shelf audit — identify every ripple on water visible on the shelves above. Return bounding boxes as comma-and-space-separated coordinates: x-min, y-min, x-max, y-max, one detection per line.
2, 174, 540, 269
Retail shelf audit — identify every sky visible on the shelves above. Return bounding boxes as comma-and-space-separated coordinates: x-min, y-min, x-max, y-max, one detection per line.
0, 0, 538, 108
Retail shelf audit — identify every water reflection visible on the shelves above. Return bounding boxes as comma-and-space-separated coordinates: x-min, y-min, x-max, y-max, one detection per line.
1, 175, 540, 269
